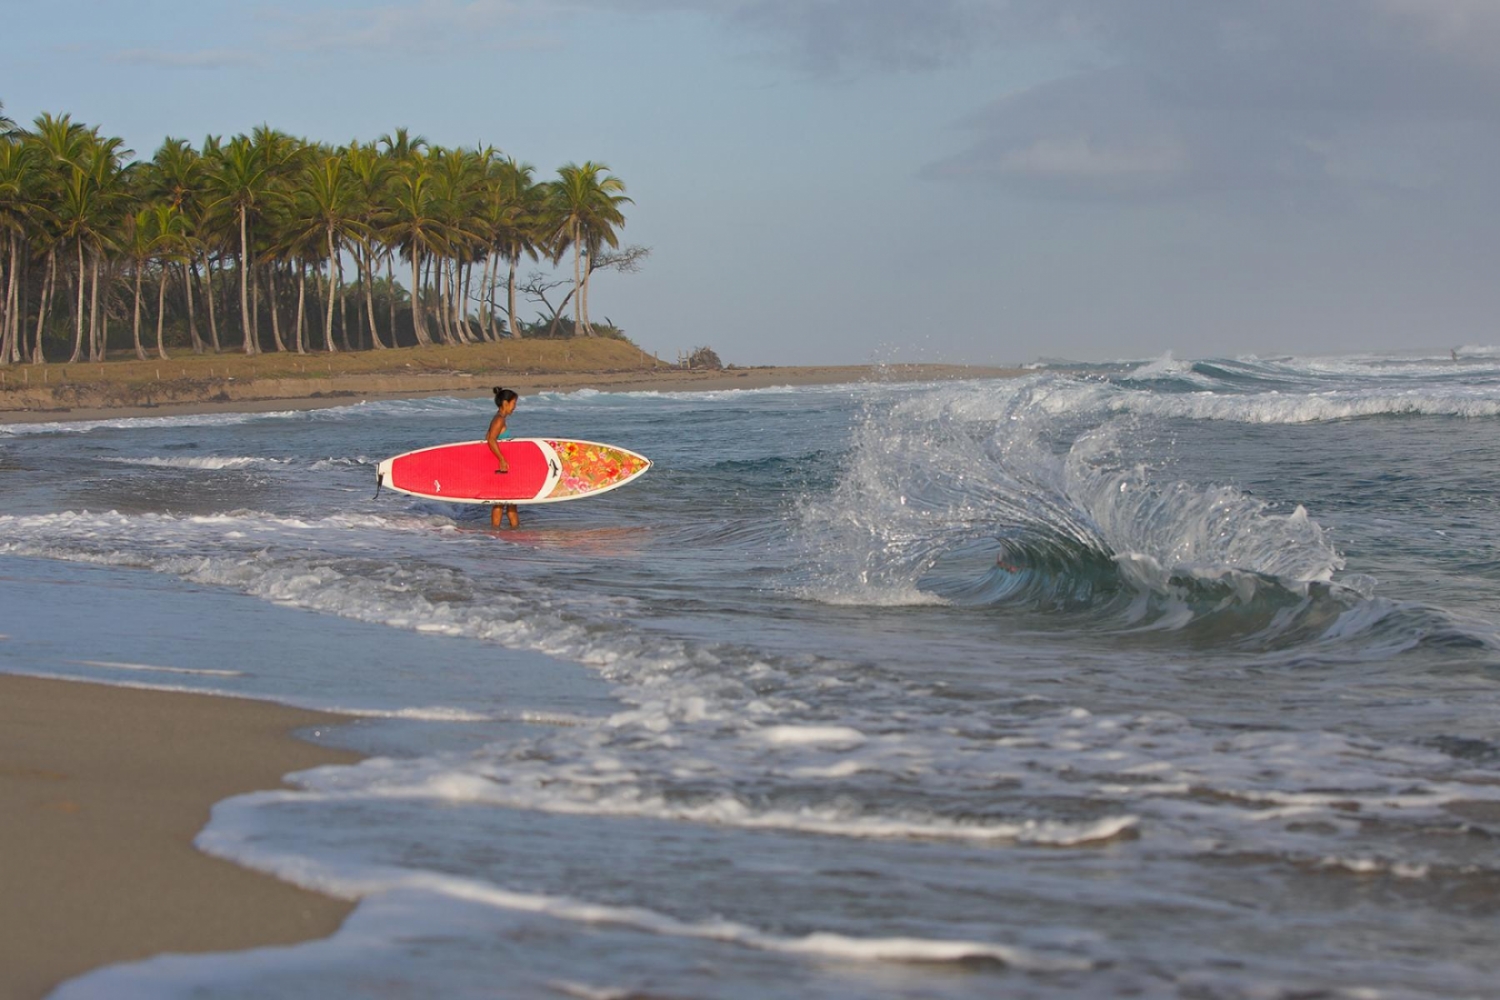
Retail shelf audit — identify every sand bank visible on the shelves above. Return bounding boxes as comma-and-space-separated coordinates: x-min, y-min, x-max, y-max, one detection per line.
0, 674, 360, 1000
0, 362, 1025, 425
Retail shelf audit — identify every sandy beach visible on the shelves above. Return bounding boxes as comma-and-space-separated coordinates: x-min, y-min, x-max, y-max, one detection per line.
0, 675, 360, 1000
0, 341, 1024, 425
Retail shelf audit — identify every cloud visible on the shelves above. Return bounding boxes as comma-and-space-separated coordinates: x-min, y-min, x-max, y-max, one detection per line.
579, 0, 1018, 73
573, 1, 1500, 200
724, 0, 1008, 73
915, 1, 1500, 201
262, 0, 560, 55
109, 48, 260, 69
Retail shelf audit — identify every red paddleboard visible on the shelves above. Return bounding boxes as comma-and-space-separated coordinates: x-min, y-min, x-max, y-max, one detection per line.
376, 439, 650, 505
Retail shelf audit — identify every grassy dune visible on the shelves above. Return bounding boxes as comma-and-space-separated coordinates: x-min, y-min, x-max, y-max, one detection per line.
0, 339, 674, 412
0, 339, 661, 388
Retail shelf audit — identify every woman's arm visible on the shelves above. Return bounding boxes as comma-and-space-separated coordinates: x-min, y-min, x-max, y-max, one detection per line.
486, 414, 509, 472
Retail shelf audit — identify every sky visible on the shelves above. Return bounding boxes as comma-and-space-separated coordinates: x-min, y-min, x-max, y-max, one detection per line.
3, 0, 1499, 365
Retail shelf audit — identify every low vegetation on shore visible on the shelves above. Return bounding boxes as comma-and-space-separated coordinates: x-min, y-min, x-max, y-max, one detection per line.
0, 102, 644, 367
0, 339, 671, 409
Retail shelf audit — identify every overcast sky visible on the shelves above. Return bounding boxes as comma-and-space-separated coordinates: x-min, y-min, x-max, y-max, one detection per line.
4, 1, 1498, 365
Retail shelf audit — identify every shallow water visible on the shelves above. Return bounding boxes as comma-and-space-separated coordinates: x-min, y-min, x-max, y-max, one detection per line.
3, 352, 1499, 999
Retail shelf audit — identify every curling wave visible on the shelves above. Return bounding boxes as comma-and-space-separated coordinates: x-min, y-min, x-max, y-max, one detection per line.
795, 379, 1491, 652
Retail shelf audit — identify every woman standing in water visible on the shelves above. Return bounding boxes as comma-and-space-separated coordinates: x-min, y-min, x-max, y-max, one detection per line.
486, 387, 520, 529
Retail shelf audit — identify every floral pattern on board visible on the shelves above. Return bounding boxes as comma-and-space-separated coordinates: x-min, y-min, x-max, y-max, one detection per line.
545, 440, 649, 499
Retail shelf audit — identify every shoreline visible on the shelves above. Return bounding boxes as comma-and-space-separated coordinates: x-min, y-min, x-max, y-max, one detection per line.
0, 674, 361, 1000
0, 362, 1025, 425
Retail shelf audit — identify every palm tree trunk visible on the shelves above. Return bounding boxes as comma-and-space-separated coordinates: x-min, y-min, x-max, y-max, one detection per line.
449, 261, 469, 344
268, 265, 287, 352
440, 259, 457, 344
487, 255, 502, 341
324, 230, 340, 353
155, 266, 170, 360
294, 264, 307, 354
386, 255, 398, 347
579, 248, 590, 336
69, 241, 86, 363
462, 261, 479, 342
181, 262, 204, 353
88, 252, 102, 361
1, 234, 16, 364
571, 223, 583, 338
101, 274, 110, 356
238, 206, 255, 354
0, 243, 8, 365
336, 254, 353, 351
363, 248, 384, 349
430, 259, 448, 344
131, 263, 146, 360
507, 257, 520, 339
409, 249, 431, 346
33, 250, 55, 364
253, 267, 262, 351
447, 260, 465, 346
476, 254, 490, 341
197, 257, 222, 352
446, 261, 460, 342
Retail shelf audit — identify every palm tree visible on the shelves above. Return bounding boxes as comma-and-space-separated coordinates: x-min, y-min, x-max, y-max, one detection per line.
147, 203, 190, 360
121, 208, 155, 360
480, 157, 540, 340
429, 146, 486, 344
343, 141, 394, 349
0, 139, 40, 364
250, 126, 308, 352
378, 127, 428, 164
281, 153, 365, 353
147, 138, 209, 352
28, 115, 90, 361
547, 162, 629, 336
204, 136, 271, 354
0, 107, 642, 360
378, 159, 444, 346
77, 133, 133, 361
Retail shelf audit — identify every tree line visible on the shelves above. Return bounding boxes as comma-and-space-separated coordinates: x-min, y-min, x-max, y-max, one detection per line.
0, 101, 638, 365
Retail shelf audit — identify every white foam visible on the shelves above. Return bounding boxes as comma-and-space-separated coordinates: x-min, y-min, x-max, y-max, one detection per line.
73, 659, 246, 678
1317, 856, 1432, 879
795, 379, 1349, 613
280, 758, 1142, 846
101, 455, 281, 471
754, 725, 868, 748
0, 410, 298, 436
320, 705, 498, 723
187, 814, 1096, 974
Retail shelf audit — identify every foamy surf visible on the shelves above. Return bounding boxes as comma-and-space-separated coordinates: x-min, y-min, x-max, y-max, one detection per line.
9, 356, 1500, 999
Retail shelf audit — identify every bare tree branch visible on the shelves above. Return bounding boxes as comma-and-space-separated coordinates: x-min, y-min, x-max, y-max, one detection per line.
587, 244, 650, 277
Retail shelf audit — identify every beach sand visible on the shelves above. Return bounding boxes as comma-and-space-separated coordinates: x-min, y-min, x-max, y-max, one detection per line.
0, 675, 360, 1000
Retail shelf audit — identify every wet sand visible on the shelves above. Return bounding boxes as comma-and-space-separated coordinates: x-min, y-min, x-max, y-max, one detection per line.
0, 674, 360, 1000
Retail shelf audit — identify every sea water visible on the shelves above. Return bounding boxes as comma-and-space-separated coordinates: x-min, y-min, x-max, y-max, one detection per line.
2, 350, 1499, 999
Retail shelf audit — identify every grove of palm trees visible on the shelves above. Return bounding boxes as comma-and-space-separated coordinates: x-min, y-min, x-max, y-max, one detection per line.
0, 102, 638, 368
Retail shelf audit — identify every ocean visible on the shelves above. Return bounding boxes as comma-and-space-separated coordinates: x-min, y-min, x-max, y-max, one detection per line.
2, 350, 1499, 999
